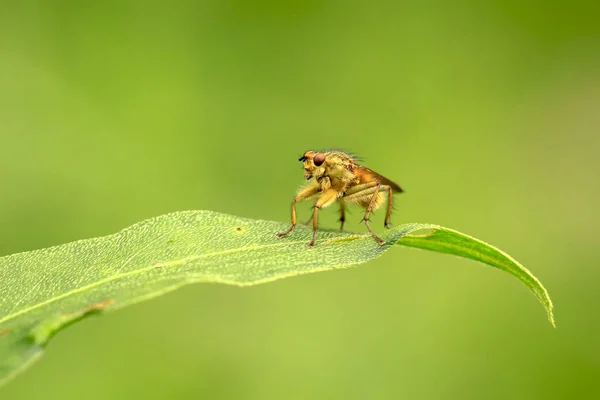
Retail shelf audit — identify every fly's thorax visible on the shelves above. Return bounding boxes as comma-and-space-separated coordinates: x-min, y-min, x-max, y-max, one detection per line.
330, 163, 357, 191
325, 163, 346, 179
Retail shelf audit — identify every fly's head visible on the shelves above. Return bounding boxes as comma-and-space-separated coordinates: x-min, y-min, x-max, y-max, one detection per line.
298, 150, 327, 181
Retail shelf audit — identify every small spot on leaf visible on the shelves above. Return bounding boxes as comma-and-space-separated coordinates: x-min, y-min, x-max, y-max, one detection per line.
86, 299, 115, 311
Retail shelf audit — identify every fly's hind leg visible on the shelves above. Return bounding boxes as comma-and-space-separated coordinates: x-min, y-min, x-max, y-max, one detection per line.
362, 183, 385, 245
384, 186, 394, 229
343, 182, 391, 245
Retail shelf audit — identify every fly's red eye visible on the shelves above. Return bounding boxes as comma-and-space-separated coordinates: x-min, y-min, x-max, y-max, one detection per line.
313, 153, 326, 166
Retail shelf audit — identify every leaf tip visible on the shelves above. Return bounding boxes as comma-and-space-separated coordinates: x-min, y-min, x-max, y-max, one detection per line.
547, 304, 556, 328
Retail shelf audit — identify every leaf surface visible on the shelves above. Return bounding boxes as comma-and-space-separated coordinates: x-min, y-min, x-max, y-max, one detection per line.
0, 210, 554, 386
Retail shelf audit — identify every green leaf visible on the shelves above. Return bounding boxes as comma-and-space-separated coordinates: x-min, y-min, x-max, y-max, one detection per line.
396, 225, 555, 327
0, 210, 554, 386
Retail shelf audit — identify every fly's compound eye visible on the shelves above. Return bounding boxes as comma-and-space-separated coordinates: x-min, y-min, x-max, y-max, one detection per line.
313, 153, 326, 166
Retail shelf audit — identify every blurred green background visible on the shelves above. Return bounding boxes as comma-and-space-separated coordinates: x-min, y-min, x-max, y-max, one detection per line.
1, 1, 598, 399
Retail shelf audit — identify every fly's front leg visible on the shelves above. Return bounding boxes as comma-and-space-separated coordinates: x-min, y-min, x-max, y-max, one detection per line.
308, 189, 338, 247
277, 199, 298, 238
300, 215, 313, 226
300, 203, 316, 226
278, 184, 319, 239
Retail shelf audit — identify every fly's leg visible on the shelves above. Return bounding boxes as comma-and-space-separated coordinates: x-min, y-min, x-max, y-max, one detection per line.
343, 182, 392, 245
362, 183, 385, 245
300, 216, 313, 226
300, 203, 315, 226
277, 199, 298, 238
343, 181, 379, 196
308, 189, 338, 247
384, 186, 394, 229
339, 199, 346, 230
278, 184, 319, 239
